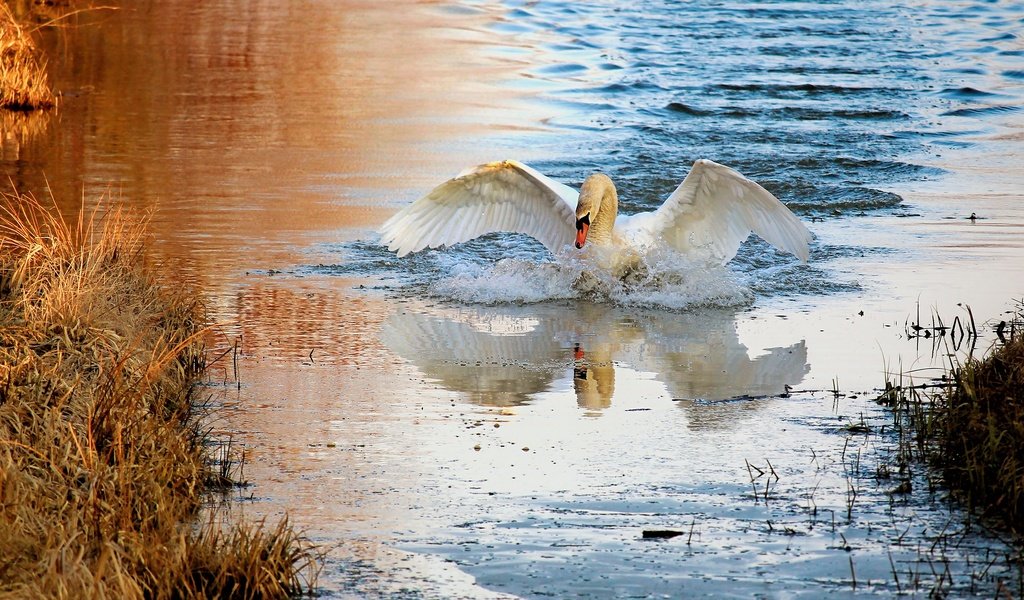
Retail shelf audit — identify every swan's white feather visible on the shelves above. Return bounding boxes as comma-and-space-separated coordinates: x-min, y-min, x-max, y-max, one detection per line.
380, 160, 578, 257
382, 158, 811, 266
618, 159, 811, 264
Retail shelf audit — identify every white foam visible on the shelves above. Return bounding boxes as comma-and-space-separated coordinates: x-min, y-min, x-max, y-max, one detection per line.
427, 250, 752, 310
431, 259, 579, 304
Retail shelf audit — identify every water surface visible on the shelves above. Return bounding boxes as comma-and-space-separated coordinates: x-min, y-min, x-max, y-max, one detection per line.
4, 0, 1024, 597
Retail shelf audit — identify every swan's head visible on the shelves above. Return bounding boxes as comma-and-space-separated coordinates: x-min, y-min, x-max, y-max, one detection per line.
575, 173, 615, 249
574, 212, 590, 249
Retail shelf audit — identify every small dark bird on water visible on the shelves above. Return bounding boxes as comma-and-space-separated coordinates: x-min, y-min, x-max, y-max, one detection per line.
968, 212, 977, 222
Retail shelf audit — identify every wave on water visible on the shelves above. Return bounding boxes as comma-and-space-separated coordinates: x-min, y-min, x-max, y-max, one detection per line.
320, 0, 1024, 311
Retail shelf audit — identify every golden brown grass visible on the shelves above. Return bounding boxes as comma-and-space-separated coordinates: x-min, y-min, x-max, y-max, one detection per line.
0, 192, 319, 598
0, 2, 57, 111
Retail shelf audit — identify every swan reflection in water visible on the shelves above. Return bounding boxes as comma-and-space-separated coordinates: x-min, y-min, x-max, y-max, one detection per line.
380, 301, 808, 426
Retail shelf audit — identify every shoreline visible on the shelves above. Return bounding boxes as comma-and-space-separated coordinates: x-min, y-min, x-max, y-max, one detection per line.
3, 0, 1022, 596
0, 172, 318, 598
2, 4, 322, 595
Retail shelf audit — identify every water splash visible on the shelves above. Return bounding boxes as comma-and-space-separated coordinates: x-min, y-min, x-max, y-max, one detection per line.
312, 235, 812, 310
426, 246, 753, 310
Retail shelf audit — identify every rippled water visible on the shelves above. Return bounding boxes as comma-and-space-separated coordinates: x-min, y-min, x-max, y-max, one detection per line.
4, 0, 1024, 597
330, 0, 1023, 311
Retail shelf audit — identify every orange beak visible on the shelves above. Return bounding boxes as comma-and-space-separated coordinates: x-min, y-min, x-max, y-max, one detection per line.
575, 221, 589, 249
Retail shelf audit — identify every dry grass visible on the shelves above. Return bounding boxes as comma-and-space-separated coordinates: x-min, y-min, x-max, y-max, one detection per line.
0, 2, 57, 111
934, 309, 1024, 534
0, 192, 319, 598
880, 305, 1024, 537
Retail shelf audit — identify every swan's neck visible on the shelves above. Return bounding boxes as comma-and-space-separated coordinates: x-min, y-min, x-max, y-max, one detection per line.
578, 173, 619, 246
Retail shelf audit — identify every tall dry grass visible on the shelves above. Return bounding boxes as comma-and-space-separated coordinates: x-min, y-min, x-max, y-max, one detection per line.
0, 2, 57, 111
0, 192, 319, 598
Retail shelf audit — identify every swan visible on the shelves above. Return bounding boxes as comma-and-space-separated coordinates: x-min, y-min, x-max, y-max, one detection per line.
379, 159, 811, 271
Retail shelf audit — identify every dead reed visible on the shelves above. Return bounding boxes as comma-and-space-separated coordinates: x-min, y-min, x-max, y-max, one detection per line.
0, 192, 319, 598
0, 2, 57, 111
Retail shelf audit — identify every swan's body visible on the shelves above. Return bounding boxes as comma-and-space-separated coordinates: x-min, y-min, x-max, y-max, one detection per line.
380, 159, 811, 271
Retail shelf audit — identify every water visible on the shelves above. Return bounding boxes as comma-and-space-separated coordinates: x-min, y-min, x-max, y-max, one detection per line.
3, 0, 1024, 597
315, 0, 1020, 312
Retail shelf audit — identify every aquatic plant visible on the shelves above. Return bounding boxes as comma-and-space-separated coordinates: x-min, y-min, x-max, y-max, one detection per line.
0, 192, 319, 598
935, 307, 1024, 534
0, 3, 56, 111
880, 304, 1024, 537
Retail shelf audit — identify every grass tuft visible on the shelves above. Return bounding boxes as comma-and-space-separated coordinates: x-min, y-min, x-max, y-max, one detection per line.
933, 306, 1024, 533
0, 3, 57, 112
0, 191, 319, 598
880, 304, 1024, 537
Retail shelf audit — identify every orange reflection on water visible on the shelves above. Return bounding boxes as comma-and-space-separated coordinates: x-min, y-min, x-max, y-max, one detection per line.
0, 4, 545, 591
3, 0, 532, 289
208, 278, 394, 367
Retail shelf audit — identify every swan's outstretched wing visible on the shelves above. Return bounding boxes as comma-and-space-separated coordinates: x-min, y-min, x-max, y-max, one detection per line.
620, 159, 811, 264
380, 160, 578, 257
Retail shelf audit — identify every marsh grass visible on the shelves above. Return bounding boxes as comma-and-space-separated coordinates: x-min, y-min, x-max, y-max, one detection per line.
881, 304, 1024, 538
0, 191, 319, 598
0, 2, 57, 111
934, 306, 1024, 535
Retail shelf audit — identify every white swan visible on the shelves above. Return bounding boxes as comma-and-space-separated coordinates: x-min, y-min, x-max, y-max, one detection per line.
379, 159, 811, 270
